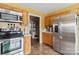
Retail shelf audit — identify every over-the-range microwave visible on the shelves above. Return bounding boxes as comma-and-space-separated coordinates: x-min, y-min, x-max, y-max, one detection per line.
0, 12, 22, 21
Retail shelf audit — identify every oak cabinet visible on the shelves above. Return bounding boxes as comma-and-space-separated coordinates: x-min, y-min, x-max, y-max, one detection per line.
44, 17, 53, 27
42, 32, 53, 47
44, 17, 50, 27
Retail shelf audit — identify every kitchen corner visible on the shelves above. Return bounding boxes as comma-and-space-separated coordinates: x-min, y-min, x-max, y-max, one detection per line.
0, 3, 78, 55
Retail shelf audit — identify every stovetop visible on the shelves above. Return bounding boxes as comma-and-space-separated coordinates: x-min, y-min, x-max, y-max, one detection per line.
0, 31, 23, 41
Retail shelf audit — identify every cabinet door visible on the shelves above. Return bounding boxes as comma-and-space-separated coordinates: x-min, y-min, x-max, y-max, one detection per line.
46, 33, 53, 46
24, 36, 31, 55
77, 9, 79, 16
49, 17, 55, 27
49, 17, 51, 26
42, 33, 48, 44
42, 32, 53, 46
50, 17, 54, 26
44, 17, 53, 27
44, 17, 50, 27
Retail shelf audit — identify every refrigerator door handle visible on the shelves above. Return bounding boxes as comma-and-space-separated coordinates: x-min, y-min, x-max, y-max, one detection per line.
59, 35, 63, 40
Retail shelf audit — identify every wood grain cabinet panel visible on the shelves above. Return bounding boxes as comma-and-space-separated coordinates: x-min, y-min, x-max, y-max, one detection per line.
44, 17, 54, 27
44, 17, 50, 27
42, 32, 53, 47
49, 17, 53, 26
24, 35, 31, 55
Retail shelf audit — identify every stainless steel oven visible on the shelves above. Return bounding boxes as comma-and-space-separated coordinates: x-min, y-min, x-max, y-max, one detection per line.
10, 37, 22, 52
0, 37, 23, 55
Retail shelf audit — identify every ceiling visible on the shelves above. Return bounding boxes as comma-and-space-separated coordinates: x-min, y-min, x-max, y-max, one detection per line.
18, 3, 75, 14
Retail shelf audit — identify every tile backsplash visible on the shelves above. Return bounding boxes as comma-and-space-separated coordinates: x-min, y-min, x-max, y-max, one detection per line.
0, 22, 21, 31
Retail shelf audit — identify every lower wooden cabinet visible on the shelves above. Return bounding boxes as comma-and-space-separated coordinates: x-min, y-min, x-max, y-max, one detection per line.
42, 32, 53, 47
24, 35, 31, 55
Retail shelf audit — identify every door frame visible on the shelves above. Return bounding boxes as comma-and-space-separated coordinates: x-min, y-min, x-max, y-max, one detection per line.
28, 13, 42, 45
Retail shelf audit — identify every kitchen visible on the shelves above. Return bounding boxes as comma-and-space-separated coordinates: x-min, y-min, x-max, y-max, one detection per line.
0, 3, 79, 55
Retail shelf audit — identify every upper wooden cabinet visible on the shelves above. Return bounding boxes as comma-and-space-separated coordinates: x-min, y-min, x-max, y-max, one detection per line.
49, 17, 53, 26
44, 16, 53, 27
76, 9, 79, 16
44, 17, 49, 26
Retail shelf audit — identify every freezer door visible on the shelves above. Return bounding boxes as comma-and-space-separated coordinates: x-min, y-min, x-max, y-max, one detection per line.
53, 17, 61, 53
59, 22, 75, 55
53, 33, 61, 53
53, 23, 61, 53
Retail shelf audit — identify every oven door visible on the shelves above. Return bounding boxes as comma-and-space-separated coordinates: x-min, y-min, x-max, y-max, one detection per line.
0, 38, 22, 55
1, 40, 10, 54
10, 37, 21, 52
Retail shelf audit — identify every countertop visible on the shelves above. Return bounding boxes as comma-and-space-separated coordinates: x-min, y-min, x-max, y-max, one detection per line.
42, 31, 53, 34
24, 34, 31, 37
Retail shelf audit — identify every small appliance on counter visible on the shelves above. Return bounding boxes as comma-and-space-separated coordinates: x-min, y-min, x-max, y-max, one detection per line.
45, 26, 53, 32
49, 26, 53, 32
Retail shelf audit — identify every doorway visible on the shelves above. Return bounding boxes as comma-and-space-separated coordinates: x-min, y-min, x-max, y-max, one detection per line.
29, 15, 40, 46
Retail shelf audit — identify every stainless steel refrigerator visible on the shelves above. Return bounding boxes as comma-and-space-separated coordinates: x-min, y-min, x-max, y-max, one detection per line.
53, 13, 76, 55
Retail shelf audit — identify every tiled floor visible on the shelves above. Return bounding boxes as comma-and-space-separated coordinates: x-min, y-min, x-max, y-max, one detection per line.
30, 40, 60, 55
